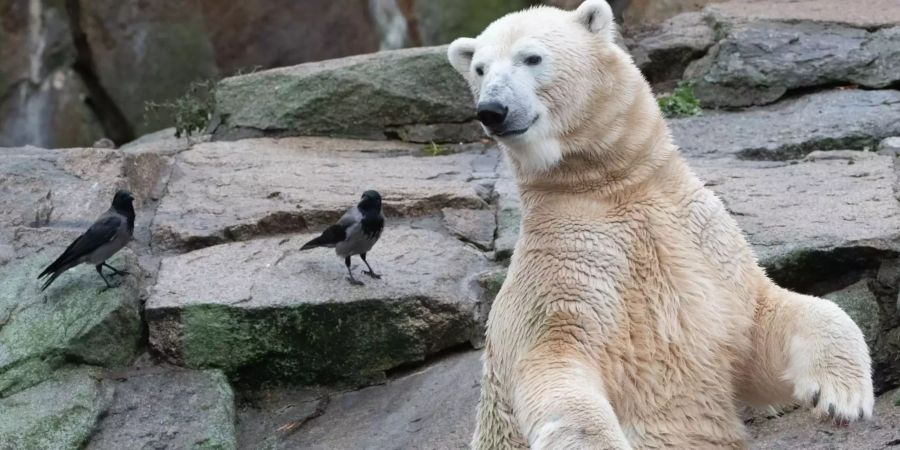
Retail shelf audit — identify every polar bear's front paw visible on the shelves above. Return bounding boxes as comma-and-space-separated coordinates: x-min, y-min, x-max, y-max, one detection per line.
790, 370, 874, 424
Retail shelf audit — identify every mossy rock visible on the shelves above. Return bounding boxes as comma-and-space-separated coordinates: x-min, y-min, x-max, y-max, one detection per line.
0, 252, 142, 397
0, 366, 114, 450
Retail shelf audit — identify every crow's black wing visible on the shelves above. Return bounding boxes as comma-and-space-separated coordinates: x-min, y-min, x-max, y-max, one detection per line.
38, 215, 122, 279
300, 224, 348, 250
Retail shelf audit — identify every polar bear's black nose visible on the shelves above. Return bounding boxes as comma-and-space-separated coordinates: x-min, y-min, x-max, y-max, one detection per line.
477, 101, 508, 127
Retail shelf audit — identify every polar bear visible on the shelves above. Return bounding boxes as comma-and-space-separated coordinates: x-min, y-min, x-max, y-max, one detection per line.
447, 1, 875, 448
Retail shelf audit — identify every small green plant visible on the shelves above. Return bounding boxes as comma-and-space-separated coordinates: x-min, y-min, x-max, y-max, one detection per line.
657, 82, 702, 118
144, 79, 216, 138
423, 142, 447, 156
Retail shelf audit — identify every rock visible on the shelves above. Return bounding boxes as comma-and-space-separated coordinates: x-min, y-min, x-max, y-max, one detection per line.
0, 367, 114, 450
77, 0, 220, 136
621, 0, 724, 28
85, 367, 237, 450
151, 138, 490, 252
748, 388, 900, 449
0, 0, 105, 148
824, 279, 899, 393
197, 0, 380, 75
824, 281, 879, 346
670, 89, 900, 160
691, 154, 900, 293
387, 121, 486, 144
628, 12, 715, 89
442, 208, 496, 250
412, 0, 535, 45
238, 351, 481, 449
0, 251, 142, 397
212, 46, 474, 142
0, 69, 106, 149
879, 137, 900, 156
146, 226, 492, 385
707, 0, 900, 29
686, 19, 900, 107
493, 163, 521, 261
0, 147, 127, 233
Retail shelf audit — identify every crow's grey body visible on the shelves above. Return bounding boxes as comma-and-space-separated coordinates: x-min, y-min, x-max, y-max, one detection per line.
301, 190, 384, 285
38, 190, 136, 291
334, 207, 380, 259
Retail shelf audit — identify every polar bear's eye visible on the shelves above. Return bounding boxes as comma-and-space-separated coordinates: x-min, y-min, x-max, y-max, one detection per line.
524, 55, 542, 66
475, 65, 485, 76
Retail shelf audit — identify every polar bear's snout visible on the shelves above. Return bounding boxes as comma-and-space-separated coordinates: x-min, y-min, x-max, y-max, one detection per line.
476, 101, 508, 128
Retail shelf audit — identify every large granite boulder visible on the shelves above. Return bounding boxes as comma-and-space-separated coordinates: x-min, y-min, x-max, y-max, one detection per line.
668, 0, 900, 108
212, 46, 477, 142
686, 19, 900, 107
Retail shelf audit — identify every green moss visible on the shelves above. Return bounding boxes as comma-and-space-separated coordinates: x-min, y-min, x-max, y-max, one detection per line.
657, 82, 703, 118
179, 299, 470, 386
422, 142, 447, 156
0, 367, 113, 450
0, 254, 141, 396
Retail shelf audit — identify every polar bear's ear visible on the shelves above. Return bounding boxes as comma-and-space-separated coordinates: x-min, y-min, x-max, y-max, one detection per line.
448, 38, 477, 75
574, 0, 615, 41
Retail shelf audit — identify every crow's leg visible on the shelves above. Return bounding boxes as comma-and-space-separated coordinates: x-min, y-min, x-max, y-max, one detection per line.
345, 256, 363, 286
102, 262, 130, 276
95, 264, 113, 288
360, 253, 381, 279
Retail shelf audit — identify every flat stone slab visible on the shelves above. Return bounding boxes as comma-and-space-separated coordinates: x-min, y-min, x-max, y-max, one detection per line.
670, 89, 900, 160
0, 252, 142, 397
152, 138, 493, 252
442, 208, 496, 250
85, 367, 237, 450
0, 367, 114, 450
708, 0, 900, 29
692, 153, 900, 264
147, 226, 492, 385
493, 152, 900, 288
238, 351, 481, 450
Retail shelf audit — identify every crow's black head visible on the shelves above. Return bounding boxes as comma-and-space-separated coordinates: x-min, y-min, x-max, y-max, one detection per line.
358, 190, 382, 214
112, 190, 135, 209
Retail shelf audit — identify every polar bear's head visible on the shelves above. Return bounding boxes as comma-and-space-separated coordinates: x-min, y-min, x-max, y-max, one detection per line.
448, 0, 651, 176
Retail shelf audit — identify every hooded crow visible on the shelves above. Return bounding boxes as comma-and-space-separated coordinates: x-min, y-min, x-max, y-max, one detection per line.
301, 190, 384, 285
37, 190, 136, 291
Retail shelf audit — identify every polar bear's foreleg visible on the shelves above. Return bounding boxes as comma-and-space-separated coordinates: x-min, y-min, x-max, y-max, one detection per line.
740, 285, 874, 422
512, 345, 632, 450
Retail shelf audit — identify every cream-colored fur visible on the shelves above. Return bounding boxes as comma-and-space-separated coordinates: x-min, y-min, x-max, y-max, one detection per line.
448, 1, 874, 448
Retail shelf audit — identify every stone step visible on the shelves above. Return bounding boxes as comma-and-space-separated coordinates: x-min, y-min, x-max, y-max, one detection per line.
146, 226, 493, 386
151, 138, 497, 252
670, 89, 900, 160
